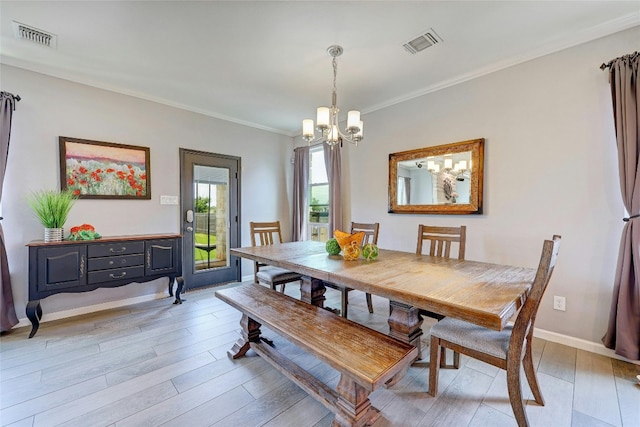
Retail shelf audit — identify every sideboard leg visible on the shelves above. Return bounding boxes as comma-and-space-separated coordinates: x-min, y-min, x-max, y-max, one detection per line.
173, 277, 185, 304
26, 300, 42, 338
168, 277, 174, 297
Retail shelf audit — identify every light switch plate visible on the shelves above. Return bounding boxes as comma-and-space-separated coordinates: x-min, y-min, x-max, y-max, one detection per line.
160, 195, 179, 205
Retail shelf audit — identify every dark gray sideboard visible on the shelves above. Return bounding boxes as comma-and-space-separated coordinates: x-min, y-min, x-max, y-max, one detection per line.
26, 234, 183, 338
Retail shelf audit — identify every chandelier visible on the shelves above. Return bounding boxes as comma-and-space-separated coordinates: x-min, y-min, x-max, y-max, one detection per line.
302, 45, 363, 147
416, 156, 470, 180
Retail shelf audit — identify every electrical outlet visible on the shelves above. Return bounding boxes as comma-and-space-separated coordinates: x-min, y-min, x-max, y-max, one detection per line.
553, 295, 566, 311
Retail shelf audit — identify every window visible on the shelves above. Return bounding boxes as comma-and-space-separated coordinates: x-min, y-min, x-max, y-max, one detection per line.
308, 146, 329, 242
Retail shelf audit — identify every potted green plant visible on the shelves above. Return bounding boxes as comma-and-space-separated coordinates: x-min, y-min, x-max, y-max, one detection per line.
27, 189, 77, 242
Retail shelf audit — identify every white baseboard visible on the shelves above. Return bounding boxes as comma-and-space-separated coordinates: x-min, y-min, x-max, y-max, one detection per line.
12, 290, 638, 365
533, 327, 640, 365
13, 292, 168, 329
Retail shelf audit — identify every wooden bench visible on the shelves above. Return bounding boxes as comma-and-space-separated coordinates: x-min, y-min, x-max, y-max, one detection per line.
215, 284, 418, 427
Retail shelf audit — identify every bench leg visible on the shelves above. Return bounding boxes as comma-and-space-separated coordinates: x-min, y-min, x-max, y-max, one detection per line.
388, 301, 423, 361
333, 375, 379, 427
228, 314, 262, 359
300, 276, 326, 308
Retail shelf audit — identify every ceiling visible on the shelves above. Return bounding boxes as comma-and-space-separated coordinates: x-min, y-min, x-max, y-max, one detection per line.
1, 1, 638, 137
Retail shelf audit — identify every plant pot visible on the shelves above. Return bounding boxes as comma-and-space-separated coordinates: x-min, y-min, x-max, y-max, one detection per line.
44, 228, 64, 242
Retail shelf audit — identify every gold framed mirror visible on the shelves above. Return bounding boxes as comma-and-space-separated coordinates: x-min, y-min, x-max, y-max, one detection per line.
389, 138, 484, 215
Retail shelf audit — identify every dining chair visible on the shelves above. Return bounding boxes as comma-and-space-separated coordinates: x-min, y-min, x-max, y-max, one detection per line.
417, 224, 466, 367
428, 235, 561, 427
326, 222, 379, 318
249, 221, 302, 292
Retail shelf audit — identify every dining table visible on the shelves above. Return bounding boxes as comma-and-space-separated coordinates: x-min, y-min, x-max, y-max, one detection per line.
231, 240, 536, 357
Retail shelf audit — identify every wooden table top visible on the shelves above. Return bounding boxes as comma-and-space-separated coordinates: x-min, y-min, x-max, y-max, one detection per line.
231, 241, 535, 331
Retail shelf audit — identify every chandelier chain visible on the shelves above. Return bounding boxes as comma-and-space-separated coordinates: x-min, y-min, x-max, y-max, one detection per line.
332, 56, 338, 107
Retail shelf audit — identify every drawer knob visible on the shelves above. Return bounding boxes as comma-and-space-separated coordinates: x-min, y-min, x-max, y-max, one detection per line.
110, 247, 127, 253
109, 272, 127, 279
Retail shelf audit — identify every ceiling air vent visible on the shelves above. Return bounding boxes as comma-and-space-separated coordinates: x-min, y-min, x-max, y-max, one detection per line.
12, 21, 57, 48
403, 28, 442, 55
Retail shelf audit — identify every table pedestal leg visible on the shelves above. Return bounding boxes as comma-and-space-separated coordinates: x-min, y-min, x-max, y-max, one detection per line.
300, 276, 326, 308
388, 301, 423, 360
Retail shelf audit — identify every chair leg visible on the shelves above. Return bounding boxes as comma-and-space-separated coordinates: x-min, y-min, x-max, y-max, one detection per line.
439, 348, 461, 369
506, 358, 530, 427
280, 283, 286, 293
341, 288, 348, 318
366, 293, 374, 313
428, 335, 441, 396
523, 339, 544, 405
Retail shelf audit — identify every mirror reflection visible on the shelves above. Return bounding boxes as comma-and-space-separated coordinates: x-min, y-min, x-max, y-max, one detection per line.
397, 151, 473, 205
389, 138, 484, 215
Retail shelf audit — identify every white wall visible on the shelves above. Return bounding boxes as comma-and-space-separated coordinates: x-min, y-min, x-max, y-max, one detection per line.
2, 65, 293, 320
5, 25, 638, 353
298, 27, 639, 348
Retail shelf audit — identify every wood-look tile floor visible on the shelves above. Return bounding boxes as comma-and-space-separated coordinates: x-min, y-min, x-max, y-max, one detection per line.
1, 282, 638, 427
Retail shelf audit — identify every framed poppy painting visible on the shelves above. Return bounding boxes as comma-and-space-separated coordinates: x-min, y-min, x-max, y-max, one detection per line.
59, 137, 151, 199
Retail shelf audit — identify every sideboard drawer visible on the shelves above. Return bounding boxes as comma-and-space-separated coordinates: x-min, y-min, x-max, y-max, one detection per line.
88, 242, 144, 258
88, 254, 144, 272
87, 266, 145, 284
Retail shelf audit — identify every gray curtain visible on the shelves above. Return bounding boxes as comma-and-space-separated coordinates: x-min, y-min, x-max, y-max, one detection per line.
292, 146, 309, 241
323, 144, 343, 234
0, 92, 19, 332
602, 52, 640, 361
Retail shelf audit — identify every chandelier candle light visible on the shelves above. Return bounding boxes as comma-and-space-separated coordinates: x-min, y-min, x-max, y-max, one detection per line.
302, 45, 363, 148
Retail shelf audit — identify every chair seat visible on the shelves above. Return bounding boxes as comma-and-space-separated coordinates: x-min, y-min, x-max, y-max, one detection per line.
430, 317, 512, 359
256, 266, 301, 283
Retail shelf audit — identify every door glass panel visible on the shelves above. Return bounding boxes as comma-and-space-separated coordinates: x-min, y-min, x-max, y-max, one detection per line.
193, 165, 229, 272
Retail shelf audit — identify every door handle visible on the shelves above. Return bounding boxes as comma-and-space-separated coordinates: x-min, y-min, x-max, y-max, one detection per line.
186, 226, 194, 232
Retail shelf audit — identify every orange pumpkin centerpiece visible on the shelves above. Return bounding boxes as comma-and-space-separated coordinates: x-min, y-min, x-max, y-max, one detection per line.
334, 230, 364, 261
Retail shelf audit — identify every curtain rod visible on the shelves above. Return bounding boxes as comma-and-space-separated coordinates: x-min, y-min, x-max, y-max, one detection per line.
600, 51, 639, 70
0, 91, 20, 101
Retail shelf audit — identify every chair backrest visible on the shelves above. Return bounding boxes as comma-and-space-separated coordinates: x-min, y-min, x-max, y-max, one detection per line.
250, 221, 284, 247
416, 225, 466, 260
350, 222, 380, 246
510, 235, 561, 353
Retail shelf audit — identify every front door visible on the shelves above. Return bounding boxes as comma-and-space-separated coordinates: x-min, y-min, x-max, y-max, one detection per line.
180, 149, 240, 289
